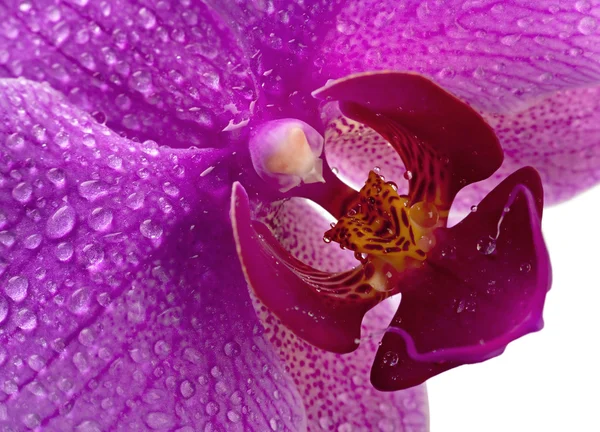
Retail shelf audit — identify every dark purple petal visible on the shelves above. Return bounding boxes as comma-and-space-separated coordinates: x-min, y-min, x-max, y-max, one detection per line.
315, 72, 502, 210
0, 0, 256, 146
371, 167, 551, 390
0, 79, 307, 431
231, 182, 384, 354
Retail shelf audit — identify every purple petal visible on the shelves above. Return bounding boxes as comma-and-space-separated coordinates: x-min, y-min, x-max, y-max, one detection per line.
0, 79, 307, 431
371, 168, 551, 390
313, 1, 600, 204
0, 0, 256, 145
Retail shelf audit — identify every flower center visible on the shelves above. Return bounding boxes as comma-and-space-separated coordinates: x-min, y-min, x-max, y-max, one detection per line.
324, 171, 441, 273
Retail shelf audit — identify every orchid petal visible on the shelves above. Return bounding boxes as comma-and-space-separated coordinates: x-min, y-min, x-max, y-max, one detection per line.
0, 0, 256, 146
0, 79, 307, 431
371, 168, 551, 390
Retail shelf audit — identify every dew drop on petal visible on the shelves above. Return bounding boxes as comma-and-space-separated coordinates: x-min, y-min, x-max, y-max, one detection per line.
88, 207, 113, 231
46, 205, 76, 239
23, 233, 42, 250
78, 180, 109, 201
224, 341, 241, 357
180, 380, 195, 399
55, 242, 74, 261
15, 308, 37, 330
12, 182, 32, 203
5, 276, 28, 302
6, 133, 25, 150
140, 219, 163, 239
47, 168, 66, 187
476, 236, 496, 255
205, 401, 219, 416
0, 296, 8, 324
27, 354, 45, 371
145, 412, 174, 430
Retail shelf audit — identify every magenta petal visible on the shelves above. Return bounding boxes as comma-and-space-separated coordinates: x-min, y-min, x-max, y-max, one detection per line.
0, 1, 256, 146
0, 79, 306, 430
371, 167, 551, 390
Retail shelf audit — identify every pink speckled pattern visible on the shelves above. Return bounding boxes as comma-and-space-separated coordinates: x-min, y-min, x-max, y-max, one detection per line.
0, 79, 308, 431
316, 0, 600, 204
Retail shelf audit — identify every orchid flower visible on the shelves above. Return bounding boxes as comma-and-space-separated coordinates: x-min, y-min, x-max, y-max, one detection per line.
0, 1, 597, 431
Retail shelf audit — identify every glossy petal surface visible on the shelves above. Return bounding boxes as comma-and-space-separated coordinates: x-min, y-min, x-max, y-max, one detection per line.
372, 168, 551, 390
0, 0, 256, 146
3, 1, 600, 204
0, 79, 306, 431
315, 72, 502, 210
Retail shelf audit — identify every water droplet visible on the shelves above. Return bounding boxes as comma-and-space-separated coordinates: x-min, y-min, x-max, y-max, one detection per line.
205, 401, 219, 416
403, 171, 413, 180
78, 328, 95, 346
107, 154, 123, 170
5, 276, 28, 302
46, 205, 76, 239
0, 296, 8, 324
224, 341, 241, 357
69, 287, 91, 314
126, 192, 145, 209
23, 233, 42, 250
23, 413, 41, 429
138, 7, 157, 29
141, 140, 159, 156
78, 180, 109, 201
227, 411, 240, 423
12, 182, 32, 203
154, 340, 171, 356
54, 131, 70, 149
27, 354, 45, 372
520, 262, 532, 273
0, 231, 16, 248
15, 308, 37, 330
270, 418, 279, 431
578, 16, 597, 35
409, 201, 439, 228
130, 70, 153, 93
575, 0, 591, 13
88, 207, 113, 231
145, 412, 174, 430
382, 350, 399, 367
6, 133, 25, 150
56, 242, 74, 261
140, 219, 163, 239
162, 182, 179, 197
500, 34, 521, 46
76, 420, 102, 432
47, 168, 66, 187
476, 236, 497, 255
72, 352, 89, 372
180, 380, 195, 398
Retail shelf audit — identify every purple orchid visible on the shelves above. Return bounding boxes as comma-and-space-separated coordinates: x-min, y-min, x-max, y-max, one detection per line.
0, 1, 597, 431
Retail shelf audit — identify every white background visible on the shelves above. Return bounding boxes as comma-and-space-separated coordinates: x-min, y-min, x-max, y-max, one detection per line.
429, 184, 600, 431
